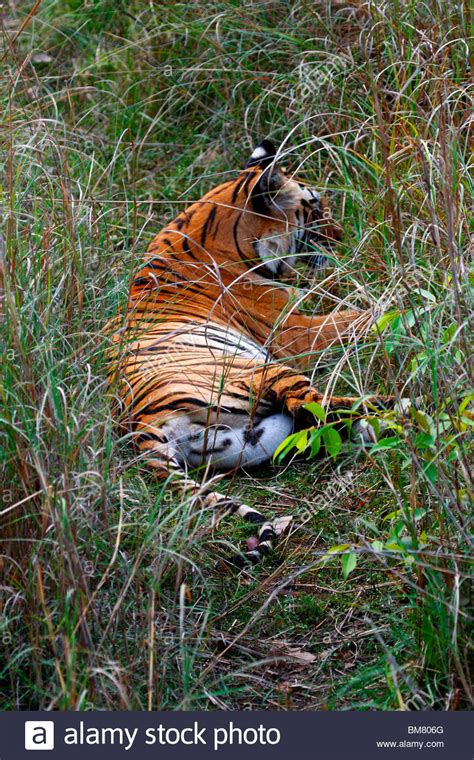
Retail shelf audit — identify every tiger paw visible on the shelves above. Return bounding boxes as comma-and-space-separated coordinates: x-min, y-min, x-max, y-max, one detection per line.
286, 387, 320, 415
351, 398, 415, 444
351, 418, 379, 444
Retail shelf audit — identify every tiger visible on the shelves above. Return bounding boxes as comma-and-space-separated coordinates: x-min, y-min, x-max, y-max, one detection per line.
108, 139, 377, 568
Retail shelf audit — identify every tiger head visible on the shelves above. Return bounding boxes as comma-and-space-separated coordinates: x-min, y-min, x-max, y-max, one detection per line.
171, 139, 342, 279
243, 139, 342, 276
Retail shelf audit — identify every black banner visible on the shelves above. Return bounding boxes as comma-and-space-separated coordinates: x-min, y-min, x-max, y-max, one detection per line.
1, 710, 471, 759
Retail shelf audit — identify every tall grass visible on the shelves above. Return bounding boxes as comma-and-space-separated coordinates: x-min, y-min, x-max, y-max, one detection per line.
1, 0, 472, 710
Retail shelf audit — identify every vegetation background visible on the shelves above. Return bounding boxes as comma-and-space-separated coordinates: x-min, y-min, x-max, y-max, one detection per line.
1, 0, 472, 710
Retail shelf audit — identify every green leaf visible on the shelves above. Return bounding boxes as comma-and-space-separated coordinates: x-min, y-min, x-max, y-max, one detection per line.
341, 552, 357, 579
413, 508, 427, 522
442, 322, 457, 343
370, 436, 401, 453
393, 520, 405, 538
322, 426, 342, 459
322, 543, 351, 565
411, 352, 428, 373
304, 401, 326, 422
458, 394, 474, 416
415, 431, 436, 450
447, 448, 459, 462
372, 309, 400, 333
326, 543, 351, 555
364, 416, 381, 438
423, 462, 437, 484
403, 309, 417, 328
418, 288, 437, 303
399, 535, 415, 550
371, 540, 384, 552
295, 429, 309, 453
414, 410, 435, 436
308, 429, 322, 459
273, 431, 305, 463
383, 508, 403, 523
384, 541, 404, 552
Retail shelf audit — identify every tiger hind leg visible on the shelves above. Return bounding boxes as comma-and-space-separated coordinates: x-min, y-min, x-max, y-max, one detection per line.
134, 417, 293, 568
182, 412, 293, 469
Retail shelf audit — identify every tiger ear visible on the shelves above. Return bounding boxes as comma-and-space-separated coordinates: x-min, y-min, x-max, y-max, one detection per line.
245, 139, 278, 169
247, 141, 293, 213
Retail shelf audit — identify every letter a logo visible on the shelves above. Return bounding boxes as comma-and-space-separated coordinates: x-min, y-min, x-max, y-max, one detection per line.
24, 721, 55, 750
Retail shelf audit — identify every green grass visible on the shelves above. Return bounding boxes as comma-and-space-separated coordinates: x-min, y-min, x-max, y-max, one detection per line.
1, 0, 472, 710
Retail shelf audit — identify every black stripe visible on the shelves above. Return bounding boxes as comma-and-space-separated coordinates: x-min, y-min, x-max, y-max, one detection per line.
233, 213, 249, 265
231, 174, 248, 203
146, 258, 166, 270
259, 528, 276, 542
242, 511, 266, 525
200, 205, 217, 247
285, 380, 311, 393
180, 236, 201, 262
241, 170, 255, 196
132, 276, 152, 287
